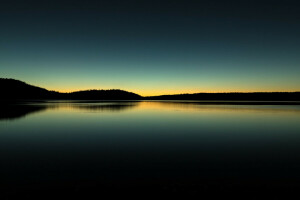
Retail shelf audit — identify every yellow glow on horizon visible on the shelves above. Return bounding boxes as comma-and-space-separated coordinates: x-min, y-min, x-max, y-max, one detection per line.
35, 77, 300, 96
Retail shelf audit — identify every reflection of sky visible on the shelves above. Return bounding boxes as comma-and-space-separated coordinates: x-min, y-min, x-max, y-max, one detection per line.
1, 1, 300, 95
1, 101, 300, 183
2, 101, 300, 121
1, 102, 300, 168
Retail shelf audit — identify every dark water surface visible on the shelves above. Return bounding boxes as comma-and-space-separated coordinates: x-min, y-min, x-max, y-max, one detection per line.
1, 101, 300, 196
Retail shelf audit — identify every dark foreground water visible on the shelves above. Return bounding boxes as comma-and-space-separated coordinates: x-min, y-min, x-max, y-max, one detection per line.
1, 101, 300, 197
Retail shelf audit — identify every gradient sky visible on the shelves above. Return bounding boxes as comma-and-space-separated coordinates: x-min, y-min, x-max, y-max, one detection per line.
1, 0, 300, 96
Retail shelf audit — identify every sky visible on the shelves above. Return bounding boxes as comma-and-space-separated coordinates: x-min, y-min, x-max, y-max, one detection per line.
1, 0, 300, 96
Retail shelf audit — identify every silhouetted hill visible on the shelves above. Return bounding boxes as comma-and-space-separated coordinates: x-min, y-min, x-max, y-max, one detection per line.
1, 78, 300, 101
67, 90, 141, 100
0, 78, 141, 100
0, 78, 59, 100
146, 92, 300, 101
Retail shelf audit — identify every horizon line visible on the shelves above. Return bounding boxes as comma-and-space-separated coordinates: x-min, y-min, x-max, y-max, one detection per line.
2, 78, 300, 97
50, 89, 300, 97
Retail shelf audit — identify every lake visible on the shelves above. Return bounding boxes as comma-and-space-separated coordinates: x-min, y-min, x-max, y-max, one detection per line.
1, 101, 300, 196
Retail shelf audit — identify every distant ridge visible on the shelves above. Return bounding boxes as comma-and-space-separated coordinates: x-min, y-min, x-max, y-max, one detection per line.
146, 92, 300, 101
1, 78, 300, 101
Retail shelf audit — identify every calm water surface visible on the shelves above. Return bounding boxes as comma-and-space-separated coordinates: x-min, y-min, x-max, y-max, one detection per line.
1, 101, 300, 193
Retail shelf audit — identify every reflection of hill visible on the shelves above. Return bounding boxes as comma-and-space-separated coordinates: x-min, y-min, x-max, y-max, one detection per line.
147, 101, 300, 114
149, 100, 300, 105
0, 104, 48, 120
71, 102, 139, 112
0, 101, 139, 121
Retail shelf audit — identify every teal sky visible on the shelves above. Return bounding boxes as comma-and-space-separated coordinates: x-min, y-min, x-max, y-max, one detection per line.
1, 0, 300, 95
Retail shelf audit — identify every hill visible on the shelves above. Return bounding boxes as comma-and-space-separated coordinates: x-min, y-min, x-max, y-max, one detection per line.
0, 78, 58, 100
0, 78, 141, 100
67, 90, 141, 100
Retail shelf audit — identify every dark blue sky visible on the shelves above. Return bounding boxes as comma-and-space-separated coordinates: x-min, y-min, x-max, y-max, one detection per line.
1, 0, 300, 95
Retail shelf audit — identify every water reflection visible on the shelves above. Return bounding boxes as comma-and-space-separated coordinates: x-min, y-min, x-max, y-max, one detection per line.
67, 101, 139, 112
147, 101, 300, 114
1, 101, 300, 195
0, 103, 48, 120
0, 101, 140, 120
1, 101, 300, 121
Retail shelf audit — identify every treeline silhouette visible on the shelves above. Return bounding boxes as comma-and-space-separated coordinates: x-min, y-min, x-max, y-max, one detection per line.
146, 92, 300, 101
1, 78, 300, 101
